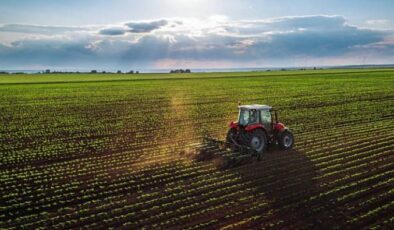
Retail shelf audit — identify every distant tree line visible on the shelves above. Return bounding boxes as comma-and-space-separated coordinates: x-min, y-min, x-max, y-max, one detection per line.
0, 71, 27, 74
90, 70, 139, 74
170, 69, 191, 73
38, 69, 140, 74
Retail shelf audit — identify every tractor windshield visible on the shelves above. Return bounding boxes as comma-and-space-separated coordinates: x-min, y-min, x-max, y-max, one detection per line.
239, 109, 258, 126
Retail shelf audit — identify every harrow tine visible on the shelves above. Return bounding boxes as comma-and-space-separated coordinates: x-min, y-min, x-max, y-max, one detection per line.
196, 136, 260, 169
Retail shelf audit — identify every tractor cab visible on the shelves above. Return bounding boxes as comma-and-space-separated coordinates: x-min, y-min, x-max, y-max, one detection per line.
237, 104, 276, 132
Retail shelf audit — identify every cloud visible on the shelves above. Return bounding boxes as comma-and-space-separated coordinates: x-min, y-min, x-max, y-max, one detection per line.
247, 24, 384, 58
0, 15, 393, 69
268, 15, 346, 31
366, 19, 389, 26
365, 19, 392, 29
0, 24, 93, 35
99, 27, 128, 36
98, 19, 170, 36
0, 38, 94, 67
125, 19, 168, 33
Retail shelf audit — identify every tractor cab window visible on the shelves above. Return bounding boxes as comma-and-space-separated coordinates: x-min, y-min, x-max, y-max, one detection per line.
239, 109, 249, 126
239, 109, 258, 126
249, 109, 258, 124
260, 110, 271, 124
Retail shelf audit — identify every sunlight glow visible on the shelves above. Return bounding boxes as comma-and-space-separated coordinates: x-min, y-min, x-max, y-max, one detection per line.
165, 0, 215, 17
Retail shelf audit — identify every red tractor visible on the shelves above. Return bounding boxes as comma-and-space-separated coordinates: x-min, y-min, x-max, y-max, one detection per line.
226, 104, 294, 158
195, 104, 294, 168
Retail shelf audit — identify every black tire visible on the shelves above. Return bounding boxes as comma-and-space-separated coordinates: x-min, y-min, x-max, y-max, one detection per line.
249, 129, 267, 155
278, 130, 294, 150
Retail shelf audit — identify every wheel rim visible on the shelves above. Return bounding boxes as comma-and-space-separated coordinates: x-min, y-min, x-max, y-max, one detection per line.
283, 135, 293, 148
251, 136, 263, 151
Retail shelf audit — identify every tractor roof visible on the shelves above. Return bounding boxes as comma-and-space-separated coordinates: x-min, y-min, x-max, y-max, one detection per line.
238, 104, 272, 110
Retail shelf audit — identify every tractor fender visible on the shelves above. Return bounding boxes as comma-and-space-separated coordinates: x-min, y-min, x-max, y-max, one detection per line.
276, 127, 293, 141
229, 121, 239, 129
245, 125, 269, 141
274, 125, 289, 143
274, 122, 286, 132
277, 127, 289, 136
245, 124, 264, 132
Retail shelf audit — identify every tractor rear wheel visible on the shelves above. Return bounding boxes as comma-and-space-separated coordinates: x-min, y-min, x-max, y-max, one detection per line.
278, 130, 294, 150
249, 129, 267, 157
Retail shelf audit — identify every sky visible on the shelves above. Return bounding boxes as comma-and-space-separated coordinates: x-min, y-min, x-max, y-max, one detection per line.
0, 0, 393, 71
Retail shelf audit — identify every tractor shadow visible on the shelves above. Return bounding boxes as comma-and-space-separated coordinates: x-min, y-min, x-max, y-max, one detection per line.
188, 139, 353, 228
233, 146, 344, 228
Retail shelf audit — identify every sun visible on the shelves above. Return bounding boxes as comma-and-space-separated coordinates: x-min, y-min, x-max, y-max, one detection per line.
170, 0, 199, 5
166, 0, 213, 14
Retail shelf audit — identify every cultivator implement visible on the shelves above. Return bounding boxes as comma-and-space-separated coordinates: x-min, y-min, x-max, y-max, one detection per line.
193, 136, 260, 169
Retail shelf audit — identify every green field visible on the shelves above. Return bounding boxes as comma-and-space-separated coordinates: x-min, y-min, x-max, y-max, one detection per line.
1, 69, 393, 229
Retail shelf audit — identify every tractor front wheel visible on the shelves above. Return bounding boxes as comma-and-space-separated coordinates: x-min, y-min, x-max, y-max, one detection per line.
278, 130, 294, 150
